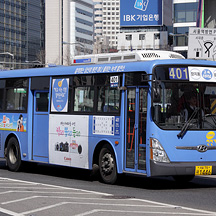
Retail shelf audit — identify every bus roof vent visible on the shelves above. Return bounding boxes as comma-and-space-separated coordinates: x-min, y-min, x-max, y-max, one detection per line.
169, 53, 185, 59
98, 57, 109, 62
123, 55, 136, 60
111, 56, 122, 61
141, 53, 160, 58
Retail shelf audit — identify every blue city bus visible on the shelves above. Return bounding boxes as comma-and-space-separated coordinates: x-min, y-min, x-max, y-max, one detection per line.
1, 51, 216, 184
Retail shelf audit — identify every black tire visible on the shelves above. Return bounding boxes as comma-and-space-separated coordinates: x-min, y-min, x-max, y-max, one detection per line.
6, 137, 22, 172
99, 144, 117, 184
172, 175, 194, 183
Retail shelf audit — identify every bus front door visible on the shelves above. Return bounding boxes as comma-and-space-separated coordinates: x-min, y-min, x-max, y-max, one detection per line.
125, 87, 147, 172
33, 91, 49, 162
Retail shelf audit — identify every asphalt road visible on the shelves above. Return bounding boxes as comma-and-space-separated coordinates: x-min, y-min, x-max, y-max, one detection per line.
0, 159, 216, 215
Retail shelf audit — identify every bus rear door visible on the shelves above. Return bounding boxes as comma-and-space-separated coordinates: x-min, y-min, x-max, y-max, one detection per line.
125, 87, 147, 173
33, 91, 49, 162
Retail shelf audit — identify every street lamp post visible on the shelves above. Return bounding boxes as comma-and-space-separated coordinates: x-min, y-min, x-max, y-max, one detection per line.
62, 41, 85, 65
0, 52, 14, 70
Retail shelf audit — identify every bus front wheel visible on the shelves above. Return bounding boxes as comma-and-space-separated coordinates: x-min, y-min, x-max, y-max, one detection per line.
6, 137, 22, 172
99, 144, 117, 184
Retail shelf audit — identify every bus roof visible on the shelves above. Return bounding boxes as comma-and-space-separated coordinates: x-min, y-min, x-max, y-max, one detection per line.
0, 58, 215, 79
73, 50, 185, 64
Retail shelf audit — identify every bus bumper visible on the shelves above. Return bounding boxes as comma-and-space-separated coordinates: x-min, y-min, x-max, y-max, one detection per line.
150, 160, 216, 176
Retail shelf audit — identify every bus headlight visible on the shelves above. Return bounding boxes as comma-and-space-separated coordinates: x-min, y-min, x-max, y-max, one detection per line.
150, 138, 170, 163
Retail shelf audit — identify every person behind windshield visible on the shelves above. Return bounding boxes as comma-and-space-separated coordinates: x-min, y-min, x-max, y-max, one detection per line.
182, 91, 204, 121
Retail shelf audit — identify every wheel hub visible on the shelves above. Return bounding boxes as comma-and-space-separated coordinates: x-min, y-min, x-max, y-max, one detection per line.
101, 152, 114, 175
9, 146, 17, 165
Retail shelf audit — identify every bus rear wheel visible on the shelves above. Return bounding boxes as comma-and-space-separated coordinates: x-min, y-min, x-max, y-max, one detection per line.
6, 137, 22, 172
99, 144, 117, 184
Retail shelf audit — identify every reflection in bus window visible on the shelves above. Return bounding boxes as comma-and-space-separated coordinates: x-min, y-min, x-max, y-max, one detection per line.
6, 88, 27, 111
5, 78, 28, 112
74, 87, 94, 112
97, 86, 120, 113
36, 92, 49, 112
152, 71, 216, 130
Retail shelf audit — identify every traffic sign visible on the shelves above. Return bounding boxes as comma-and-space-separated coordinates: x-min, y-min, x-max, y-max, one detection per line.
188, 27, 216, 61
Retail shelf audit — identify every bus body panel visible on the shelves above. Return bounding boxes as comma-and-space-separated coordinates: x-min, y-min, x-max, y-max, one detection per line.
48, 114, 89, 169
0, 113, 28, 160
0, 131, 28, 160
88, 115, 123, 173
149, 123, 216, 162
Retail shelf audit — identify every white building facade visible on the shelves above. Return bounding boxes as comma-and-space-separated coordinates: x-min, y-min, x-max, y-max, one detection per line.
93, 0, 120, 52
46, 0, 94, 65
117, 31, 168, 51
172, 0, 199, 57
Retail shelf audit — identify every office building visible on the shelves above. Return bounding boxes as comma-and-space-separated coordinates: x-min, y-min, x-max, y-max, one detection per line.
117, 0, 172, 51
45, 0, 94, 66
172, 0, 199, 57
198, 0, 216, 28
0, 0, 44, 69
93, 0, 120, 52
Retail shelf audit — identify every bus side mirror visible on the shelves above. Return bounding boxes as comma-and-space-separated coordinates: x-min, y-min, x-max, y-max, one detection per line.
152, 81, 161, 103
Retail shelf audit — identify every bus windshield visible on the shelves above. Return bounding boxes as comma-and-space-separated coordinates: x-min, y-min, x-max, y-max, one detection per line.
152, 65, 216, 130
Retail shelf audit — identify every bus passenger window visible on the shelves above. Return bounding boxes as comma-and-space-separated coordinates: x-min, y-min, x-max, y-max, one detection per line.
97, 86, 120, 113
6, 88, 27, 111
74, 87, 94, 112
36, 93, 49, 112
0, 89, 4, 110
5, 78, 28, 112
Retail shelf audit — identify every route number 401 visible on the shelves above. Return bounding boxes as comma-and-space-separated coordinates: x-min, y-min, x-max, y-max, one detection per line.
169, 68, 188, 80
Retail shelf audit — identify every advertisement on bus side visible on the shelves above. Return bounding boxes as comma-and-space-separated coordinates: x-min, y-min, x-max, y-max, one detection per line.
49, 115, 89, 168
51, 78, 69, 112
0, 113, 27, 132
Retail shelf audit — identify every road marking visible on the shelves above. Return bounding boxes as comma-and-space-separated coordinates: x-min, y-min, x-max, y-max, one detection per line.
131, 198, 216, 215
2, 196, 38, 205
0, 207, 22, 216
0, 191, 13, 195
0, 190, 90, 195
1, 177, 216, 216
75, 209, 215, 216
21, 201, 215, 216
0, 177, 109, 196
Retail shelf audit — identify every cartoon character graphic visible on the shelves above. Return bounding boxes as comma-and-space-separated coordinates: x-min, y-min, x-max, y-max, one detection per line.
206, 131, 216, 146
134, 0, 149, 11
17, 114, 24, 132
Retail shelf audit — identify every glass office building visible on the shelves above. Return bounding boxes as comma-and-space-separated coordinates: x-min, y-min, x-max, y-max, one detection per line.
0, 0, 44, 69
173, 0, 199, 57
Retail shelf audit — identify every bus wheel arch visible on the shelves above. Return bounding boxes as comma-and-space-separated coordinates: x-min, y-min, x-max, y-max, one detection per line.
93, 141, 118, 184
5, 135, 22, 172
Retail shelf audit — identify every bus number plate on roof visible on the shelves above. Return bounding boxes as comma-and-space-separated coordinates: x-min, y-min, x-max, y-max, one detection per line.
195, 165, 212, 175
169, 68, 188, 80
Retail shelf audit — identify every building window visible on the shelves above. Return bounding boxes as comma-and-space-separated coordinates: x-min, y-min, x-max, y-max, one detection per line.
126, 34, 132, 40
154, 33, 160, 40
139, 34, 145, 40
174, 2, 198, 23
174, 27, 189, 46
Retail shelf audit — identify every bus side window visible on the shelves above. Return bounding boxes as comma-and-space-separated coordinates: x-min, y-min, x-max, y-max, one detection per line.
5, 79, 28, 112
97, 86, 120, 113
74, 87, 94, 112
36, 92, 49, 112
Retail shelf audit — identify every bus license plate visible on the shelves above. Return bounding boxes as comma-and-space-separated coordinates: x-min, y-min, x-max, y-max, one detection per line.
195, 166, 212, 175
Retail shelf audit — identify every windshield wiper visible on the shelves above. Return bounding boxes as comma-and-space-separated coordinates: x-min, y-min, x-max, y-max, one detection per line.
177, 108, 199, 138
202, 114, 216, 128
